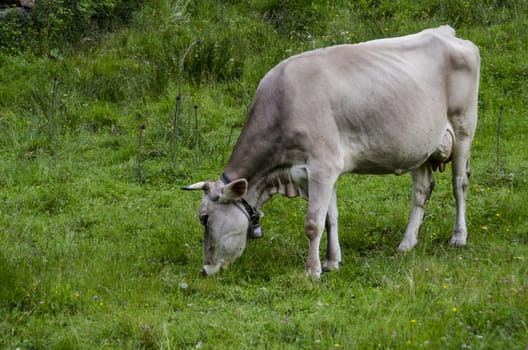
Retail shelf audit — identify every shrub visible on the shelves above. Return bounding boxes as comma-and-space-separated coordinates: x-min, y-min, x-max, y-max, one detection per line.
256, 0, 333, 36
0, 0, 143, 54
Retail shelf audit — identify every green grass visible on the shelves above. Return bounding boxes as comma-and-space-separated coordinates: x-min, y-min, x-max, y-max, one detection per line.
1, 0, 527, 348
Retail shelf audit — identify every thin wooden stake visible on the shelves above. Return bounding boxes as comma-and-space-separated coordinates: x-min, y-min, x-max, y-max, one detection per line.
496, 105, 503, 172
194, 105, 199, 166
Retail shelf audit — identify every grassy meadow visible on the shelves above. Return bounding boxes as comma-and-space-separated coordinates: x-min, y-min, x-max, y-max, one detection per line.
1, 0, 527, 348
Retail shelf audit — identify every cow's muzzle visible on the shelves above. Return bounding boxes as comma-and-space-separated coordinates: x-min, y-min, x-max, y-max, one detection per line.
202, 263, 222, 276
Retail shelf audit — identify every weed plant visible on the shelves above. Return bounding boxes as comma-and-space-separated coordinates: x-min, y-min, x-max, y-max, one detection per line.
0, 0, 527, 348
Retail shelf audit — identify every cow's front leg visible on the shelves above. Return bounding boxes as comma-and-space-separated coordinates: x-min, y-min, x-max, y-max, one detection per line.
323, 187, 341, 272
399, 163, 435, 251
305, 177, 336, 278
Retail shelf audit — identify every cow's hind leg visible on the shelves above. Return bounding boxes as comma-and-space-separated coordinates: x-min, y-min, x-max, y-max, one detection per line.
322, 187, 341, 272
450, 140, 472, 247
398, 163, 435, 251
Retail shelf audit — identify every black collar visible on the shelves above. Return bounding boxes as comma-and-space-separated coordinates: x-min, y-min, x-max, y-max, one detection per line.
220, 172, 231, 185
221, 172, 263, 239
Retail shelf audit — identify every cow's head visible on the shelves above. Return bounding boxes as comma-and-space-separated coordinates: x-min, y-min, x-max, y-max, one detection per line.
184, 178, 261, 276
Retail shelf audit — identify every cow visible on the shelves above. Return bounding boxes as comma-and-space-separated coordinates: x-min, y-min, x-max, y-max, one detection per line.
184, 25, 480, 277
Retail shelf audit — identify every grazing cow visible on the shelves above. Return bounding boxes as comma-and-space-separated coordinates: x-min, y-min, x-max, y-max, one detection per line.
185, 25, 480, 277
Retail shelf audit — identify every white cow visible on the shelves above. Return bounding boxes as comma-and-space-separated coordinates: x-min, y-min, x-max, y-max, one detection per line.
185, 25, 480, 277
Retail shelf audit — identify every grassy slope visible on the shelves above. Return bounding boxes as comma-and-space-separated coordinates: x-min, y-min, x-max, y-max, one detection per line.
1, 1, 527, 348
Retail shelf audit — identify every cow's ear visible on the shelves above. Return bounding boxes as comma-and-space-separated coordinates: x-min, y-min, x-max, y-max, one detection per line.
222, 178, 248, 201
183, 181, 209, 192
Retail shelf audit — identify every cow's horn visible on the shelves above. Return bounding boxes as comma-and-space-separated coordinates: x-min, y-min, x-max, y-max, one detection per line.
182, 181, 208, 191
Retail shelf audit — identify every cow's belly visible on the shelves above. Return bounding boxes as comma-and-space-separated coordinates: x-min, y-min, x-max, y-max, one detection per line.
342, 126, 445, 175
346, 152, 429, 175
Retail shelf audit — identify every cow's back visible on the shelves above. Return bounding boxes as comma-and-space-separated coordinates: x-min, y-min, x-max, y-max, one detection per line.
226, 26, 479, 181
248, 26, 479, 175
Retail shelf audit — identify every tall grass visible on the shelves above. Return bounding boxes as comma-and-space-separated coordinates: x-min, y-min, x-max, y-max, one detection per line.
0, 0, 527, 348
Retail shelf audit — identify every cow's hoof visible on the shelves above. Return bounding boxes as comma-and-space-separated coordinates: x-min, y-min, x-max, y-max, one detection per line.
398, 239, 416, 252
304, 267, 322, 278
322, 259, 340, 272
450, 229, 467, 247
450, 237, 467, 248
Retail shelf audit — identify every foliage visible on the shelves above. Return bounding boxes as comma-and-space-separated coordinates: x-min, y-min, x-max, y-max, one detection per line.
0, 0, 142, 54
256, 0, 333, 35
0, 0, 527, 348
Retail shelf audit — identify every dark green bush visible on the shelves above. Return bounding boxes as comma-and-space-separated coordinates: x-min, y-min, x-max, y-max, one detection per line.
257, 0, 333, 35
0, 0, 143, 54
30, 0, 141, 43
0, 7, 34, 55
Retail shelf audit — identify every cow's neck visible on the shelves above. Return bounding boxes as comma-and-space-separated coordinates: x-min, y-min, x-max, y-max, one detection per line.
222, 89, 308, 208
223, 161, 308, 211
222, 115, 284, 208
222, 150, 280, 209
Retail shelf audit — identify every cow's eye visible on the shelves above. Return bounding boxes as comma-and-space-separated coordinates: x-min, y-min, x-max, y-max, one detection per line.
200, 215, 209, 226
